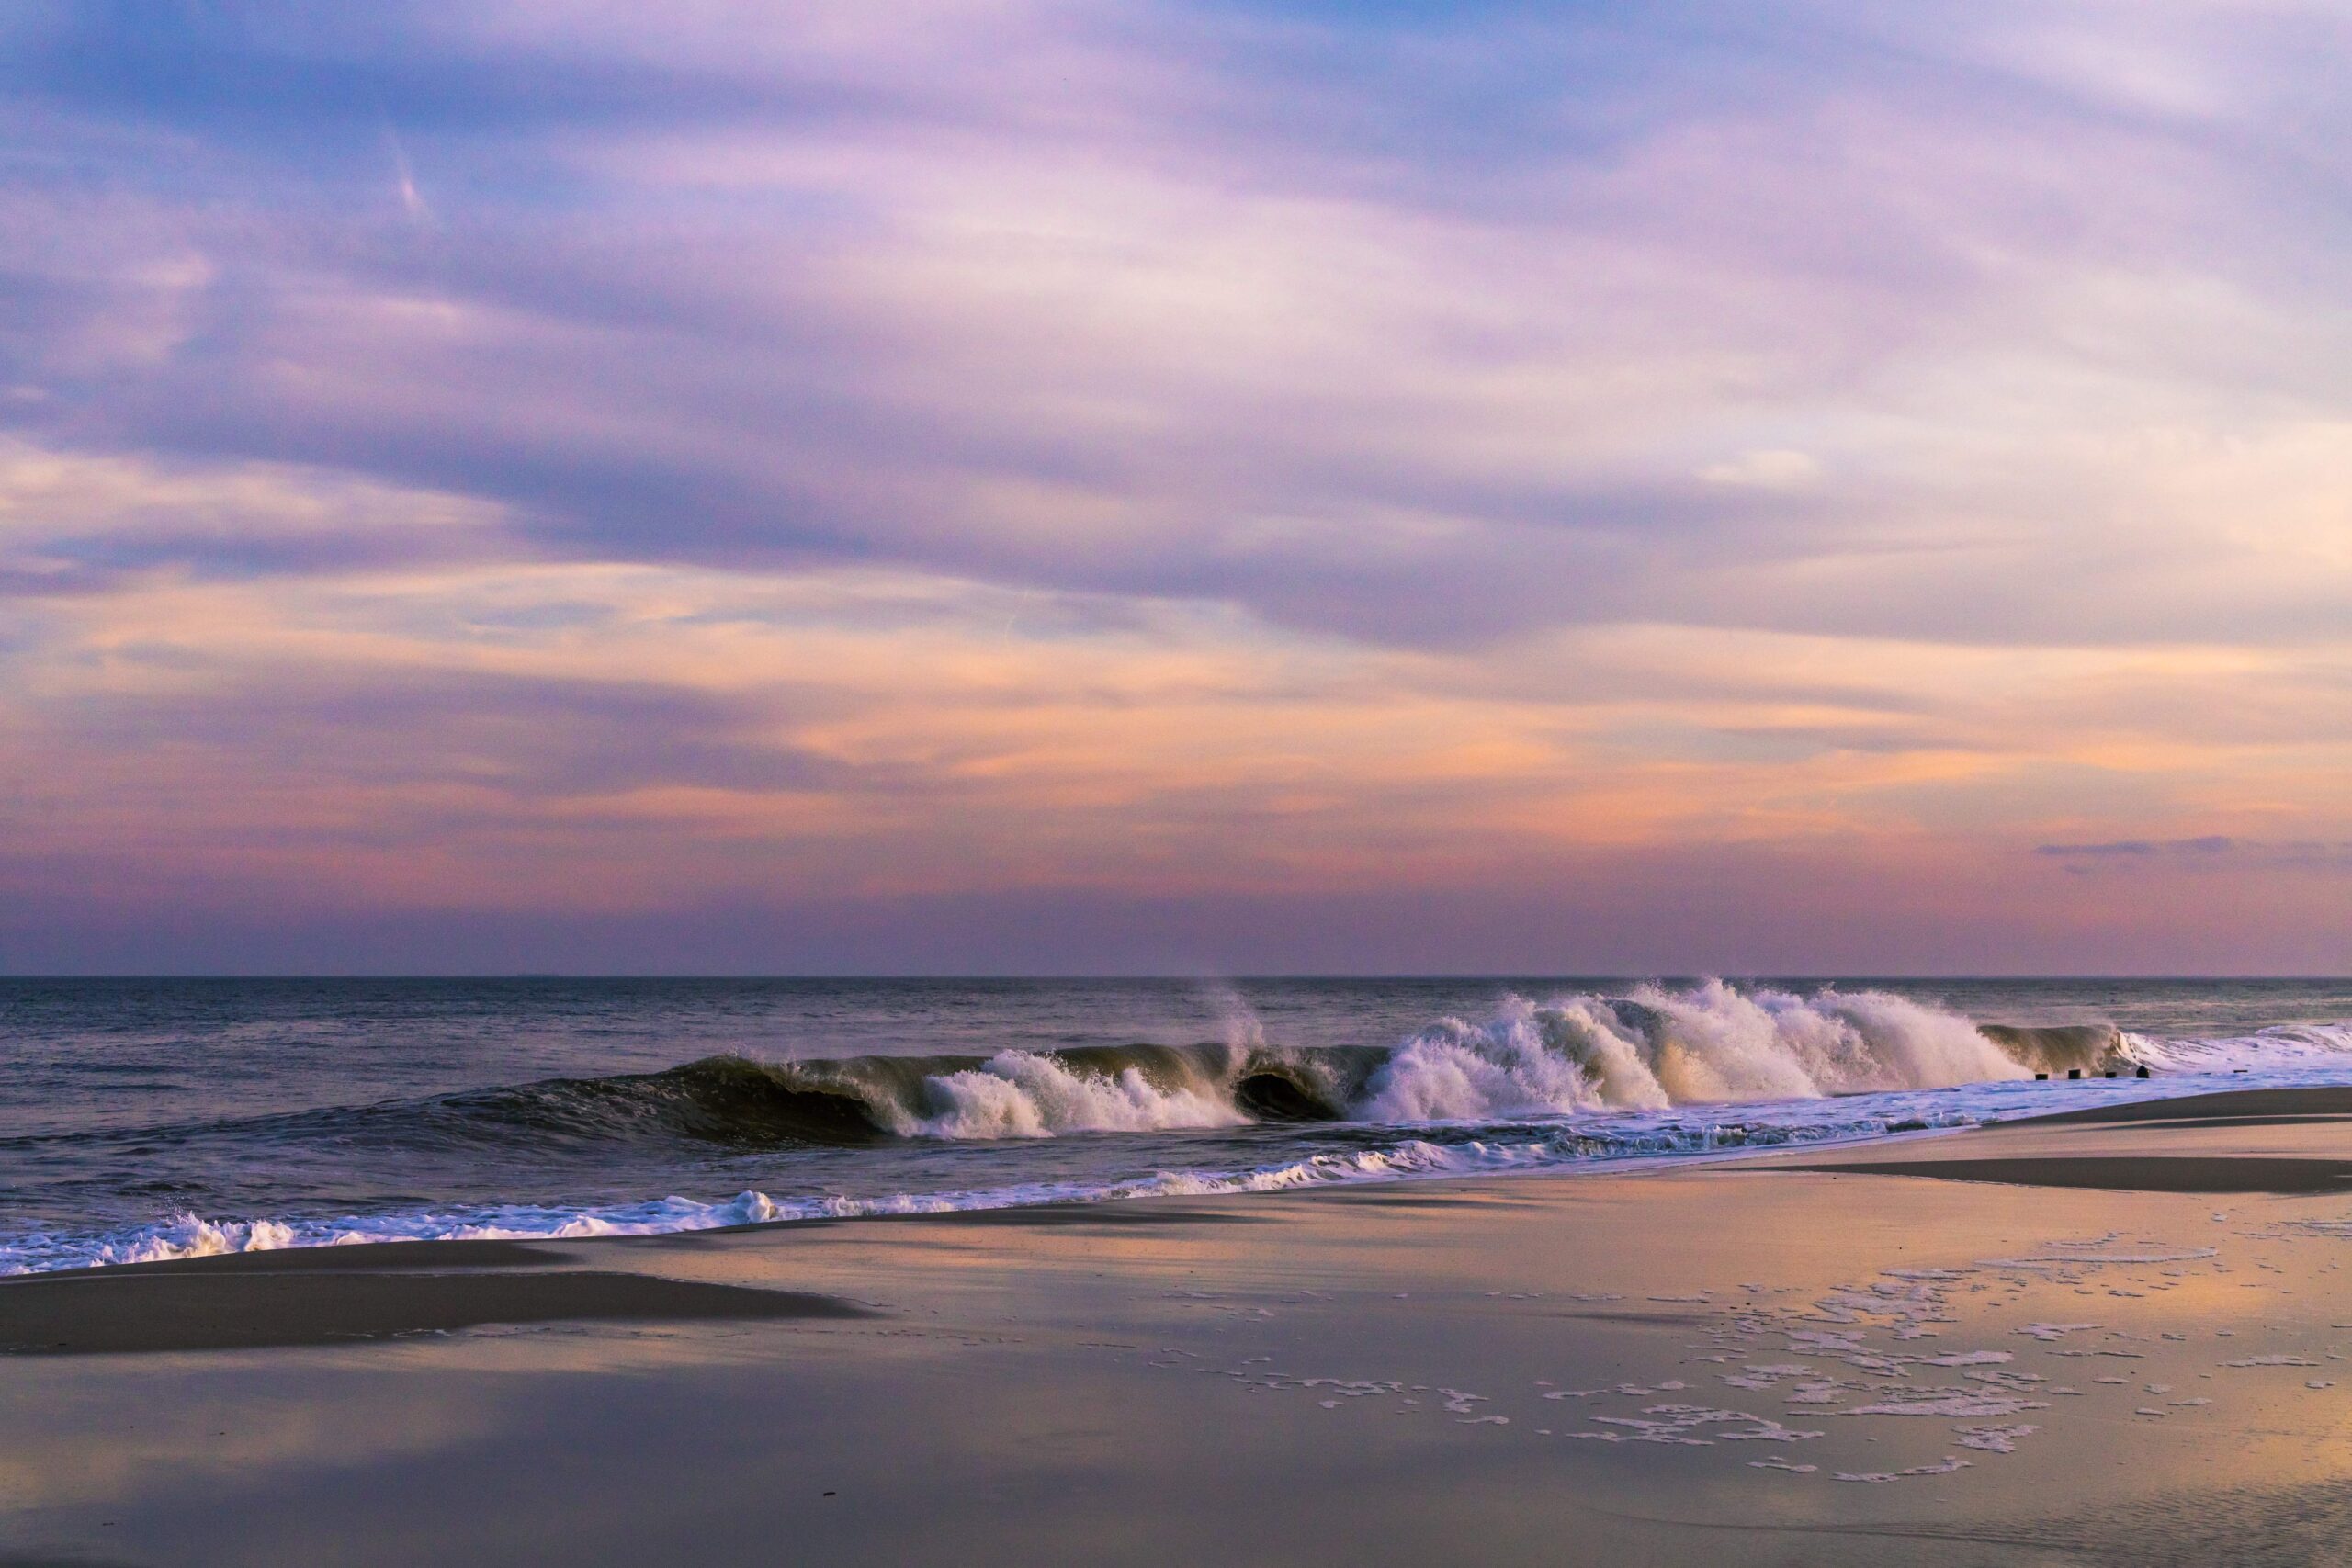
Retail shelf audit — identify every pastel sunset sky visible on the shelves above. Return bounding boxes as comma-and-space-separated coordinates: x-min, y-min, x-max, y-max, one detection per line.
2, 2, 2346, 974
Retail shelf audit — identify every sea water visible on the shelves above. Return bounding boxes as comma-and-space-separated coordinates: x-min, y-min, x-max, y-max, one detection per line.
2, 976, 2346, 1273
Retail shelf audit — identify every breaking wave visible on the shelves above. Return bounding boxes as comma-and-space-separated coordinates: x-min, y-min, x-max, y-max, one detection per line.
12, 982, 2344, 1275
21, 982, 2123, 1156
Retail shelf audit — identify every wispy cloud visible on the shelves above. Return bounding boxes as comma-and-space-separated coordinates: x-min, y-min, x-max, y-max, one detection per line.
0, 1, 2346, 970
2037, 836, 2238, 858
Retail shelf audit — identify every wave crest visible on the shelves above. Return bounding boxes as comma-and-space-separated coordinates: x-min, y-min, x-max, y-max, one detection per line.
14, 984, 2174, 1164
898, 1050, 1249, 1138
1356, 983, 2029, 1122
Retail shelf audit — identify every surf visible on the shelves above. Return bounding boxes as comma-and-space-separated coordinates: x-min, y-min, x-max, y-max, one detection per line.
9, 980, 2349, 1276
0, 982, 2161, 1159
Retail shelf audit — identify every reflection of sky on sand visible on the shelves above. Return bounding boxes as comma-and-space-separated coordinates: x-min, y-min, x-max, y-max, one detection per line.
0, 1360, 503, 1515
13, 1129, 2352, 1563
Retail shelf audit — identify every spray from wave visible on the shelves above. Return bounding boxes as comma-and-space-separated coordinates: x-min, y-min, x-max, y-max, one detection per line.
591, 981, 2090, 1141
1, 982, 2116, 1158
15, 981, 2339, 1276
1353, 982, 2042, 1121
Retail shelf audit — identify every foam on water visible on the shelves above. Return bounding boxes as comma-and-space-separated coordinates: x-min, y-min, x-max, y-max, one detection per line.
889, 1049, 1248, 1138
817, 981, 2081, 1139
4, 1137, 1532, 1273
1356, 983, 2028, 1120
2127, 1021, 2352, 1074
1, 1057, 2336, 1277
5, 982, 2350, 1275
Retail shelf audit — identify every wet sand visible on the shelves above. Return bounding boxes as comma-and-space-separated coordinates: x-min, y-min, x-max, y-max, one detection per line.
11, 1087, 2352, 1566
0, 1268, 872, 1356
1779, 1156, 2352, 1193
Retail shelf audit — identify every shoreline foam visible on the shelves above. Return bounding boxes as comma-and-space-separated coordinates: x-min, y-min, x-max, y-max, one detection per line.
13, 1084, 2352, 1564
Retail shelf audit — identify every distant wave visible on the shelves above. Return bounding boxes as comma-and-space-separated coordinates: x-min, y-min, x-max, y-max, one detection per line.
11, 984, 2346, 1275
12, 982, 2140, 1156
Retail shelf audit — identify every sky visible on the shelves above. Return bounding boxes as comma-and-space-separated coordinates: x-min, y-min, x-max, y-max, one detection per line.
0, 0, 2346, 975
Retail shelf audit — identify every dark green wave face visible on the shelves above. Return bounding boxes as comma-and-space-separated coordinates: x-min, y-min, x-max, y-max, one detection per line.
0, 1023, 2121, 1171
1976, 1024, 2126, 1076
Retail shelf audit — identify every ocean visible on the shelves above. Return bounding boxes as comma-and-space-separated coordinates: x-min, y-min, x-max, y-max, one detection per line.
3, 976, 2348, 1275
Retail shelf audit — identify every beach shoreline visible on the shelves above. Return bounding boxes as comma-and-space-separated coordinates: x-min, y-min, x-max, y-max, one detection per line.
10, 1084, 2352, 1564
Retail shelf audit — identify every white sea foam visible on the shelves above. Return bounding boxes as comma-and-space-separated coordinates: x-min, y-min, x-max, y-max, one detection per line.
8, 987, 2352, 1276
2125, 1021, 2352, 1075
762, 987, 2352, 1146
893, 1050, 1246, 1138
4, 1050, 2343, 1276
1353, 982, 2025, 1124
68, 1214, 304, 1267
1357, 1010, 1619, 1121
684, 982, 2083, 1146
0, 1136, 1558, 1273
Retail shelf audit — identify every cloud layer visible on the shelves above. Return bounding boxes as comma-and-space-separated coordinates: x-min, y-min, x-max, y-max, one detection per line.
1, 1, 2346, 972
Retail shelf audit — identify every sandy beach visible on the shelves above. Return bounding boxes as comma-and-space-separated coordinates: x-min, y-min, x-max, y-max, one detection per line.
8, 1086, 2352, 1566
11, 0, 2346, 1558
